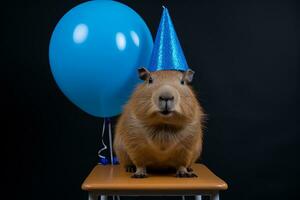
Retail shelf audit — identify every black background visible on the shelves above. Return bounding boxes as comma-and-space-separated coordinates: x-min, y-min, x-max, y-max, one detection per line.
3, 0, 300, 200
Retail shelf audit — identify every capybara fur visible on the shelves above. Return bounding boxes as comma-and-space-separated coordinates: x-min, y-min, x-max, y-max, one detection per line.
114, 68, 204, 178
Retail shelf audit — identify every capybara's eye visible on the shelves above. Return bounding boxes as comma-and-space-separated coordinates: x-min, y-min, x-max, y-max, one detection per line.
181, 80, 185, 85
148, 77, 153, 84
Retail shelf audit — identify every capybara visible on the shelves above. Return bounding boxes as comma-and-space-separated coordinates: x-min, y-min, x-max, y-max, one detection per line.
114, 67, 204, 178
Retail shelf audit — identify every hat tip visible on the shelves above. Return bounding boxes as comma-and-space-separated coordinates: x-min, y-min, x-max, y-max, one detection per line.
148, 5, 189, 72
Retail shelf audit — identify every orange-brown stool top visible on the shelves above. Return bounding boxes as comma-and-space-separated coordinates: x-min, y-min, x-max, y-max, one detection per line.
82, 164, 228, 194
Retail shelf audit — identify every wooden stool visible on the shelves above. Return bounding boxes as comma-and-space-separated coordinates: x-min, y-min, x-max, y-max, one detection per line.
82, 164, 228, 200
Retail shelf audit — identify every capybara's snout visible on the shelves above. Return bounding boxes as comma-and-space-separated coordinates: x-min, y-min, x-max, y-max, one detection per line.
153, 85, 179, 115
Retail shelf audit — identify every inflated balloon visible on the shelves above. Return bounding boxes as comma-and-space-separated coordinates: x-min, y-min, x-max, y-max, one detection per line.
49, 1, 153, 117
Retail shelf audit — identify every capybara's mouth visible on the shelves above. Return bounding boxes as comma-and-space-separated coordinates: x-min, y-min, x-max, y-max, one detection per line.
159, 110, 173, 116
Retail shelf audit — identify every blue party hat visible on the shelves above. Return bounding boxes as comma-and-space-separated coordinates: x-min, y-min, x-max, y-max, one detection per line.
148, 6, 189, 72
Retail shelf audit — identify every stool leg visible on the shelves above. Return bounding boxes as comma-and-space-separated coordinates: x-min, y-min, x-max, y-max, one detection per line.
195, 195, 202, 200
211, 192, 219, 200
88, 193, 98, 200
100, 196, 108, 200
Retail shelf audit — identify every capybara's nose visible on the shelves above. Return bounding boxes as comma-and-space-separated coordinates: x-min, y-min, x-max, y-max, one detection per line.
159, 95, 174, 102
159, 93, 175, 112
155, 85, 178, 113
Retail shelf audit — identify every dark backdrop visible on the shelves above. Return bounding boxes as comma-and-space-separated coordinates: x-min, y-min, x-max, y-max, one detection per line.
3, 0, 300, 200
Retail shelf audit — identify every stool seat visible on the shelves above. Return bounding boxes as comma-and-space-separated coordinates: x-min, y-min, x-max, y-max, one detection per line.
82, 164, 227, 196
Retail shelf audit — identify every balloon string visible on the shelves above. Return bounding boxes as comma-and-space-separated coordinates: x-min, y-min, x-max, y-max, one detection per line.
108, 118, 114, 165
98, 119, 107, 159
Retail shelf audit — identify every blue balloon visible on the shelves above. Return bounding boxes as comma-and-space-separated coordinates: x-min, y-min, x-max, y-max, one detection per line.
49, 1, 153, 117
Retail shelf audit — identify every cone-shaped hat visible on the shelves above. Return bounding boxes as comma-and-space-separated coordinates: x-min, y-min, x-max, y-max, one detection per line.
148, 7, 189, 72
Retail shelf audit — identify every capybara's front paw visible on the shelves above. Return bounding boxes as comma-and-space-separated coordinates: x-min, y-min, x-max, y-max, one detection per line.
125, 165, 136, 173
176, 167, 197, 178
131, 167, 148, 178
176, 171, 197, 178
131, 172, 148, 178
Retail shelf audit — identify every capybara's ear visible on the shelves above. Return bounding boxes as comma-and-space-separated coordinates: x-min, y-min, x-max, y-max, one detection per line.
182, 69, 195, 83
138, 67, 151, 81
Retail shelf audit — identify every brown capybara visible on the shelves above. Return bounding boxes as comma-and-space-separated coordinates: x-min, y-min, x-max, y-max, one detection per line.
114, 67, 204, 178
